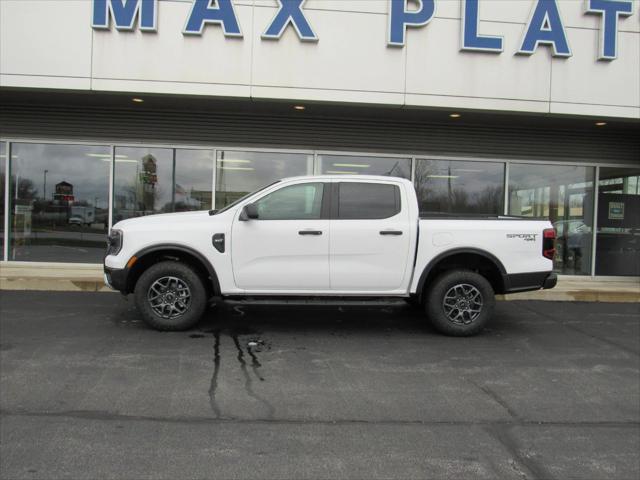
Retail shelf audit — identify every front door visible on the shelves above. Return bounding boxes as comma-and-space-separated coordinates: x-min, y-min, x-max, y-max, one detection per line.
231, 182, 330, 291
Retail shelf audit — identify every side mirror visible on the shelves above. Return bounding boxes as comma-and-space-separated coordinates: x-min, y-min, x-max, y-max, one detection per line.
240, 203, 259, 221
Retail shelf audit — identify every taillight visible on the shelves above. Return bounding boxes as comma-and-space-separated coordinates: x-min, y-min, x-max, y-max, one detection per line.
543, 228, 556, 260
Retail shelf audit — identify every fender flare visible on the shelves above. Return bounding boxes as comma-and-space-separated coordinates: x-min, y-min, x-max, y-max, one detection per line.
132, 244, 221, 296
416, 247, 507, 299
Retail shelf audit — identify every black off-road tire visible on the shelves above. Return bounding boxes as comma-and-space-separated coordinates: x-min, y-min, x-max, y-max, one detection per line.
425, 269, 495, 337
134, 261, 207, 331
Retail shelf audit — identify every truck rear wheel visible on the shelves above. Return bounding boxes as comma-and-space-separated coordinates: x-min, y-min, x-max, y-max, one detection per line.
425, 269, 495, 336
134, 261, 207, 331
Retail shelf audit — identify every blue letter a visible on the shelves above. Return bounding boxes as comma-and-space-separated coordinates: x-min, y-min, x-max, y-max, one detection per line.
183, 0, 242, 37
518, 0, 571, 57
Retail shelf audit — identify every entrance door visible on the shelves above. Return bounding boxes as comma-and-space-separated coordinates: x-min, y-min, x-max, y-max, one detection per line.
330, 181, 411, 292
231, 182, 330, 291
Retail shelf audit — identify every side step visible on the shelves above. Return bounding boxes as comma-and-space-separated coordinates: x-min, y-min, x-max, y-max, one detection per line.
216, 297, 411, 307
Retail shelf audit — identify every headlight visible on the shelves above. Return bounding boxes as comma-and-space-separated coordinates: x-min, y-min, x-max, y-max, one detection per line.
106, 229, 123, 256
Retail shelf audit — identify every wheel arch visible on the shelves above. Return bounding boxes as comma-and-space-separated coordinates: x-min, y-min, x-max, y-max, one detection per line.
126, 244, 221, 298
416, 248, 507, 302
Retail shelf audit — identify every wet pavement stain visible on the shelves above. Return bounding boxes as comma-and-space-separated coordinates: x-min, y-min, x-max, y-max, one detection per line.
206, 325, 273, 418
189, 333, 206, 338
231, 333, 274, 418
208, 330, 222, 418
246, 343, 264, 381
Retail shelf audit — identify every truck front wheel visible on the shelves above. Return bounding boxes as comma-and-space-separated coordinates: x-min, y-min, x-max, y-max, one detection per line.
134, 261, 207, 331
425, 270, 495, 336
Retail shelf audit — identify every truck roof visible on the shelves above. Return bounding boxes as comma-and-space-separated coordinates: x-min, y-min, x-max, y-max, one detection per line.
279, 175, 413, 184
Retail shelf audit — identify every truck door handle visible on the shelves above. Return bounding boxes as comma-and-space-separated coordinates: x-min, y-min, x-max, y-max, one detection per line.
380, 230, 403, 236
299, 230, 323, 236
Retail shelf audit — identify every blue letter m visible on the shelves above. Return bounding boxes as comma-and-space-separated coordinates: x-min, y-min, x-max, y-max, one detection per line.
92, 0, 157, 32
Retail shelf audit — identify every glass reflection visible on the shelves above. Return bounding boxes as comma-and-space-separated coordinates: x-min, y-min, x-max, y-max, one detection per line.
319, 154, 411, 179
175, 149, 213, 211
215, 151, 312, 208
1, 142, 5, 260
509, 163, 595, 275
9, 143, 110, 263
113, 147, 173, 222
415, 160, 504, 215
596, 167, 640, 276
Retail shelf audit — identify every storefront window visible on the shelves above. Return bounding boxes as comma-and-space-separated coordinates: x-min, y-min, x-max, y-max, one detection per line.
595, 167, 640, 276
175, 149, 214, 211
415, 159, 504, 215
215, 150, 312, 208
113, 147, 173, 222
9, 143, 110, 263
508, 163, 595, 275
318, 154, 411, 179
1, 142, 6, 260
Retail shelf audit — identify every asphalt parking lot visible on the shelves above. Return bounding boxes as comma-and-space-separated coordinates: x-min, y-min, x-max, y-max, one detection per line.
1, 291, 639, 480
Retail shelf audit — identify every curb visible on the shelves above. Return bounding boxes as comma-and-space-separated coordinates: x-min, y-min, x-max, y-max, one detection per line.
1, 265, 639, 303
0, 278, 114, 293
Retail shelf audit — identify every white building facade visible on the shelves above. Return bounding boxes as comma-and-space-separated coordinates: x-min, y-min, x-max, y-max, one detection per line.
1, 0, 639, 276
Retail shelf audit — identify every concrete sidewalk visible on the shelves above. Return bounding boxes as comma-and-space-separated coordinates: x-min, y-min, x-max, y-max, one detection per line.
0, 262, 639, 302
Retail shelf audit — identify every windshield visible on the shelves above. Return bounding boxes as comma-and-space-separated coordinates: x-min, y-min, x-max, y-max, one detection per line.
212, 181, 281, 215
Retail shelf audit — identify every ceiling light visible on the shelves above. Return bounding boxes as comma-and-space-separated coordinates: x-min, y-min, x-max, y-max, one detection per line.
220, 166, 255, 171
132, 98, 144, 103
427, 175, 459, 179
217, 159, 252, 164
326, 170, 358, 174
100, 158, 138, 163
449, 113, 461, 118
88, 153, 128, 158
332, 163, 370, 168
293, 105, 306, 111
595, 121, 607, 126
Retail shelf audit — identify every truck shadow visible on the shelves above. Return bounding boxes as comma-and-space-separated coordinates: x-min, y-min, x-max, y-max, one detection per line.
198, 301, 431, 336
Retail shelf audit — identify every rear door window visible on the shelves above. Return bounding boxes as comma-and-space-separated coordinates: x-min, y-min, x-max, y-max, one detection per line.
337, 183, 401, 219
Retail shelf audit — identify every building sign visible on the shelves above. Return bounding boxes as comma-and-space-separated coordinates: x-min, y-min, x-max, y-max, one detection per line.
92, 0, 634, 60
608, 201, 625, 220
54, 181, 75, 202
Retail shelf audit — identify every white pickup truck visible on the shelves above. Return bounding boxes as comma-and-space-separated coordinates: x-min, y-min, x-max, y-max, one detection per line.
104, 175, 557, 336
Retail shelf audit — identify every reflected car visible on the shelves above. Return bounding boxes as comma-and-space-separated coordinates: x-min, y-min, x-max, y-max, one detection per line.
68, 216, 89, 227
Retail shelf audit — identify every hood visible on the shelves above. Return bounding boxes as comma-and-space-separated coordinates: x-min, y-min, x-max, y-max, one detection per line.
113, 210, 211, 230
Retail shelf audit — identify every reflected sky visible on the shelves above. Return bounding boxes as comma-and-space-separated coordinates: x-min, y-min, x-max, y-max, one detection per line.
216, 151, 312, 195
319, 155, 410, 179
415, 159, 504, 214
509, 164, 594, 192
11, 143, 110, 209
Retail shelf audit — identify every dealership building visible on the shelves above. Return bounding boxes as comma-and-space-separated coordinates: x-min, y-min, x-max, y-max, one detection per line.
0, 0, 638, 278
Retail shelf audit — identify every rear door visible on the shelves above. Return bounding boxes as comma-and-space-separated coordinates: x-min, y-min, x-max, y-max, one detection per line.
329, 180, 412, 292
231, 181, 330, 291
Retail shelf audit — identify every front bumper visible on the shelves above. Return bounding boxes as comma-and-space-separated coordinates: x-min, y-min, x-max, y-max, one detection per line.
104, 266, 129, 294
502, 271, 557, 294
